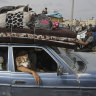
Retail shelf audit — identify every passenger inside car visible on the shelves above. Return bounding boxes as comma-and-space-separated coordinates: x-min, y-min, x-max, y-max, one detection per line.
15, 50, 41, 84
13, 47, 57, 73
0, 47, 8, 71
35, 49, 57, 72
0, 56, 4, 70
13, 47, 58, 84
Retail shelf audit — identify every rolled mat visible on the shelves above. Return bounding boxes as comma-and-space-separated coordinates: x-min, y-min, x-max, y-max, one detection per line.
0, 27, 76, 48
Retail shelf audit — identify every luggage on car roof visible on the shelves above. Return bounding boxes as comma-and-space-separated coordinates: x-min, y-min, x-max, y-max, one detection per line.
0, 5, 76, 49
0, 27, 76, 49
27, 14, 53, 30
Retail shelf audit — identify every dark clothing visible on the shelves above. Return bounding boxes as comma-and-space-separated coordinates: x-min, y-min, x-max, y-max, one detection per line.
42, 9, 47, 14
83, 35, 94, 50
92, 32, 96, 46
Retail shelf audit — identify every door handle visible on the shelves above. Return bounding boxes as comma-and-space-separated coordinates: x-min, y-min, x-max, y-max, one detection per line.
13, 80, 26, 84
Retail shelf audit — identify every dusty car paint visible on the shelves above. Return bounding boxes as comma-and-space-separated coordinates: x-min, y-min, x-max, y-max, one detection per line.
0, 44, 96, 96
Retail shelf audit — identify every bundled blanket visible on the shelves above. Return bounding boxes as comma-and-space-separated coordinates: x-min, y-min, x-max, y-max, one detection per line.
0, 5, 31, 28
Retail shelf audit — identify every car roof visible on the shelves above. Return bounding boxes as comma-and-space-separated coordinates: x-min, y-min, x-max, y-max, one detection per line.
0, 43, 48, 47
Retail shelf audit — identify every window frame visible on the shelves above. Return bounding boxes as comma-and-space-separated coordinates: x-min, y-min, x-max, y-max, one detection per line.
12, 45, 61, 73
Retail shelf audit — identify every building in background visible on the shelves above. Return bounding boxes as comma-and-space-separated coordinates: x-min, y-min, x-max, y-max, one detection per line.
46, 13, 63, 22
62, 19, 79, 26
80, 19, 96, 27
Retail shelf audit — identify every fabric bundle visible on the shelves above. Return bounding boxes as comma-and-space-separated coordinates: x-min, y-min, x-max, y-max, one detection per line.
0, 5, 31, 28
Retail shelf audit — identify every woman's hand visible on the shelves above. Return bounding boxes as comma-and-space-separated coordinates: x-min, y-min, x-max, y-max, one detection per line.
32, 71, 41, 84
74, 39, 79, 43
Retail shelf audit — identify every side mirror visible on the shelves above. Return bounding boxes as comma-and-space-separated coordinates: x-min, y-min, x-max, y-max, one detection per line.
57, 66, 64, 76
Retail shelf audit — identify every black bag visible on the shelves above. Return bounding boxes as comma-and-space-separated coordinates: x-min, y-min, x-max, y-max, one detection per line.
26, 14, 38, 29
27, 14, 53, 30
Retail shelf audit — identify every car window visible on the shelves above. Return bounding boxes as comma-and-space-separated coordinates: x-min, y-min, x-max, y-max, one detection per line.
51, 47, 86, 73
13, 47, 57, 73
0, 47, 8, 71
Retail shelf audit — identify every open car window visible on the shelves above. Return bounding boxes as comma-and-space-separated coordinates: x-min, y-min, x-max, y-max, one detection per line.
13, 47, 58, 73
0, 47, 8, 71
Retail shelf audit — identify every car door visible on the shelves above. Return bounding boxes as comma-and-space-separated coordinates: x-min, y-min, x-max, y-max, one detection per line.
11, 72, 81, 96
0, 72, 11, 96
70, 52, 96, 96
78, 74, 96, 96
0, 46, 11, 96
11, 46, 80, 96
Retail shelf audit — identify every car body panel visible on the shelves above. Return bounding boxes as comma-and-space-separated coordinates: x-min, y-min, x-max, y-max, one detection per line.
0, 72, 11, 96
0, 44, 96, 96
11, 72, 80, 96
78, 73, 96, 96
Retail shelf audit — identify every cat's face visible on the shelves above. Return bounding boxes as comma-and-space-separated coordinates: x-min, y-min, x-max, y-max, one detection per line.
16, 54, 30, 68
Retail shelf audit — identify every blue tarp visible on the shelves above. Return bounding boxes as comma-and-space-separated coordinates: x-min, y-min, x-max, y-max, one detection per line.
46, 13, 63, 18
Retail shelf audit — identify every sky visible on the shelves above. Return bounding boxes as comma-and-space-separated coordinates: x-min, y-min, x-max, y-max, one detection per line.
0, 0, 96, 21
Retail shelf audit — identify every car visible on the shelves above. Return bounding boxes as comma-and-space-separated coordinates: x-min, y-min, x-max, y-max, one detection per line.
0, 43, 96, 96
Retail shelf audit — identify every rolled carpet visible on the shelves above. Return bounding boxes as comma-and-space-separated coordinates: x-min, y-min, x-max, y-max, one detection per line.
0, 27, 76, 48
